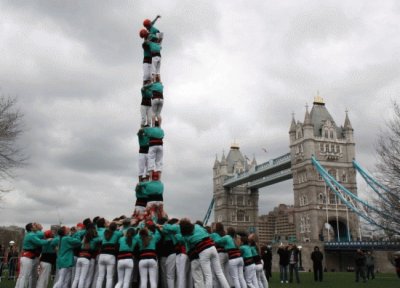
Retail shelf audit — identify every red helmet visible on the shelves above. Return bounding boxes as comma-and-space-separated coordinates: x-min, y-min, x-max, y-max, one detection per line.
143, 19, 152, 28
139, 29, 149, 38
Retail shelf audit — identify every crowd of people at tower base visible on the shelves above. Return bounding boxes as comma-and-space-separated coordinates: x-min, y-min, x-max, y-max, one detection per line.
14, 217, 273, 288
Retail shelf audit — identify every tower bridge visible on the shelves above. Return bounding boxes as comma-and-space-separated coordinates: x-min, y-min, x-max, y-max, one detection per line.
223, 153, 292, 188
212, 96, 358, 244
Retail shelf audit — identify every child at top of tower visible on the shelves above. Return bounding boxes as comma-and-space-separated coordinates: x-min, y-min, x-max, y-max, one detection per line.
143, 15, 163, 43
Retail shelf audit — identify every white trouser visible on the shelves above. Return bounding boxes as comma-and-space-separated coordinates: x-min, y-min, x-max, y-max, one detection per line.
244, 263, 259, 288
191, 258, 205, 288
166, 253, 177, 288
151, 98, 163, 118
138, 153, 149, 177
198, 246, 230, 288
36, 261, 52, 288
229, 257, 247, 288
140, 105, 152, 127
213, 252, 230, 288
72, 257, 90, 288
90, 256, 99, 288
115, 258, 133, 288
84, 259, 95, 288
28, 257, 39, 288
139, 258, 158, 288
16, 257, 34, 288
175, 253, 189, 288
151, 56, 161, 76
148, 145, 163, 172
96, 254, 116, 288
143, 63, 152, 81
256, 263, 268, 288
54, 267, 72, 288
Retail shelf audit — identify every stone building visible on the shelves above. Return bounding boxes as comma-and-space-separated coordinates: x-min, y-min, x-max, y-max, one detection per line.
213, 143, 259, 233
258, 204, 296, 246
289, 96, 359, 243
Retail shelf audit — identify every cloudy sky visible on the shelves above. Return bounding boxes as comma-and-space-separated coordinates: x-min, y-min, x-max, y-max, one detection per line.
0, 0, 399, 228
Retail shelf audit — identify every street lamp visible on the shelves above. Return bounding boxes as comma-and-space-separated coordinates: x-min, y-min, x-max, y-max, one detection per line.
298, 245, 304, 271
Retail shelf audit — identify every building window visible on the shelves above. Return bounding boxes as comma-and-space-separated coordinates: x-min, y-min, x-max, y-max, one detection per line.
237, 196, 244, 206
300, 217, 305, 233
237, 210, 245, 222
324, 129, 328, 138
247, 198, 252, 206
231, 211, 236, 222
342, 172, 347, 183
230, 196, 234, 206
320, 143, 324, 152
218, 215, 223, 222
217, 198, 222, 207
306, 215, 311, 232
330, 130, 334, 139
318, 193, 325, 204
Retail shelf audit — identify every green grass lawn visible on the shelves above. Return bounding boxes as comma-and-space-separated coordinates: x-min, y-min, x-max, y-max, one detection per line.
0, 272, 398, 288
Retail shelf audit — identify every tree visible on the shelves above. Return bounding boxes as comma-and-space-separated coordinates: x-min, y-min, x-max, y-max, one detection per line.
0, 96, 24, 196
375, 101, 400, 236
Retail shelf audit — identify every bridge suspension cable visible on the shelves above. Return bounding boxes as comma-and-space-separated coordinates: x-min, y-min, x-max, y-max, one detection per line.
203, 197, 214, 225
352, 159, 400, 204
311, 156, 400, 235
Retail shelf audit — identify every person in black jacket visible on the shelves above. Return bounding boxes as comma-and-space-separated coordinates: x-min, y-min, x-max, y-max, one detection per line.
261, 245, 272, 281
277, 244, 290, 283
354, 249, 367, 283
311, 246, 323, 282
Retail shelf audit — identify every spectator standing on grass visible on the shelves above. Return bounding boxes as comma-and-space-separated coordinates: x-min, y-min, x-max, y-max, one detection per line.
391, 253, 400, 278
277, 243, 289, 284
261, 245, 272, 281
311, 246, 323, 282
288, 244, 300, 284
7, 242, 19, 280
365, 251, 375, 280
354, 249, 366, 283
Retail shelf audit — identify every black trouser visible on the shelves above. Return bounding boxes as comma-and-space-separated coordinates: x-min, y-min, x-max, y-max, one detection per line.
366, 265, 375, 279
355, 265, 366, 282
313, 263, 323, 281
289, 263, 300, 283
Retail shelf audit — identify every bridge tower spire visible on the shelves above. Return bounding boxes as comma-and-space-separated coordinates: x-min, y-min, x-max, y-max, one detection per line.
213, 143, 259, 233
290, 96, 359, 243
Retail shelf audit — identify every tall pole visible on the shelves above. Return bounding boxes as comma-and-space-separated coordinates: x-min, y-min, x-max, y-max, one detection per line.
335, 194, 340, 242
325, 182, 330, 241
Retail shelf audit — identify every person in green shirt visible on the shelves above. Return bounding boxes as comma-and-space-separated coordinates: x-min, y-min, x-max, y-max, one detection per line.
144, 123, 164, 180
240, 234, 259, 288
115, 228, 137, 288
137, 127, 150, 182
150, 81, 164, 127
15, 223, 52, 288
95, 222, 123, 288
53, 226, 82, 288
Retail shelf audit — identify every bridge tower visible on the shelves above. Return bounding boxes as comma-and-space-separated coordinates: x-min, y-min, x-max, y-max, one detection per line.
289, 96, 359, 242
213, 143, 259, 232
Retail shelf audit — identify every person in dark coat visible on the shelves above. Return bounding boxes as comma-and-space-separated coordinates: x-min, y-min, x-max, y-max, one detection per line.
354, 249, 367, 283
288, 244, 300, 284
311, 246, 323, 282
261, 245, 272, 281
277, 244, 290, 283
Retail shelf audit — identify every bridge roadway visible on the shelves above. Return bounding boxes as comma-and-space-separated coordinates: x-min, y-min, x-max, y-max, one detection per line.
223, 152, 292, 189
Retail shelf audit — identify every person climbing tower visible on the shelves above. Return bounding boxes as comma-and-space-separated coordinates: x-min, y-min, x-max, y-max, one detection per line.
144, 121, 164, 180
139, 29, 152, 84
150, 80, 164, 127
140, 82, 152, 127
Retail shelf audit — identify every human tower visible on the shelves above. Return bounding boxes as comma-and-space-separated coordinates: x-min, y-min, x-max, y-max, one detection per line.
134, 15, 165, 224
